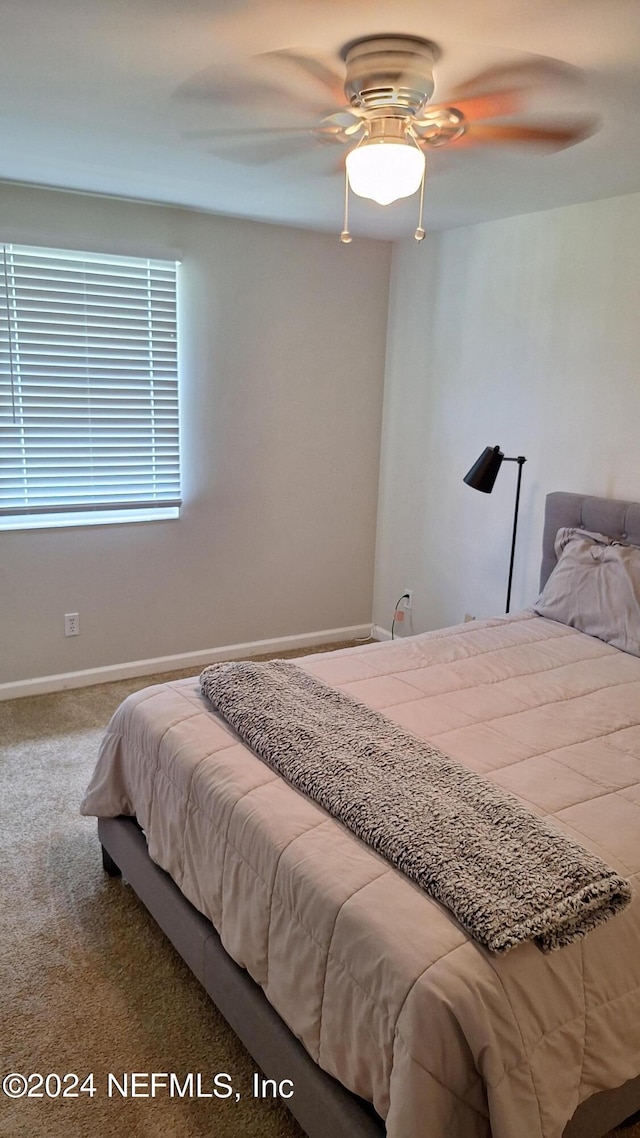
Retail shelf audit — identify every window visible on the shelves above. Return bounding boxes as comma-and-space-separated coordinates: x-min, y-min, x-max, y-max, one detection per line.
0, 243, 180, 530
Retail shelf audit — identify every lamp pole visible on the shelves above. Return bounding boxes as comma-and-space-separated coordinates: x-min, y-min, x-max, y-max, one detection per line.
504, 456, 526, 613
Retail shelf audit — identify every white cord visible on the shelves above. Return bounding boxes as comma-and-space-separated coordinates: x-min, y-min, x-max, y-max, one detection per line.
354, 625, 375, 644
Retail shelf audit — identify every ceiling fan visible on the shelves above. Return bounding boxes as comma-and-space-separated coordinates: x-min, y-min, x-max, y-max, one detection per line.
178, 34, 595, 241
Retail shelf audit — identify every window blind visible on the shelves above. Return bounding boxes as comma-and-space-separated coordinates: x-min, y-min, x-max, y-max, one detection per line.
0, 243, 180, 523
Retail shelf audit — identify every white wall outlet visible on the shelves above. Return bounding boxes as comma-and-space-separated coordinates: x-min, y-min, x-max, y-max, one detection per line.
64, 612, 80, 637
403, 590, 414, 612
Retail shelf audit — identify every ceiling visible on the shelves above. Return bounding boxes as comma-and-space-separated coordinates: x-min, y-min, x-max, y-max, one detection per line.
2, 0, 640, 240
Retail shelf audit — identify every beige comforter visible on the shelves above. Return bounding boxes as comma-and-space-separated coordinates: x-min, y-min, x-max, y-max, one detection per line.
81, 613, 640, 1138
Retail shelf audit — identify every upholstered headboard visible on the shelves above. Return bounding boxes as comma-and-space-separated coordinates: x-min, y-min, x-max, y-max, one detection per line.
541, 491, 640, 590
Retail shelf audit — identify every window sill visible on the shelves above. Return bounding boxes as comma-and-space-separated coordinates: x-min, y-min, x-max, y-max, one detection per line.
0, 507, 180, 532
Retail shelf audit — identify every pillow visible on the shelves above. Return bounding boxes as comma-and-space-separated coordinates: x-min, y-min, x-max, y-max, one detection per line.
533, 527, 640, 656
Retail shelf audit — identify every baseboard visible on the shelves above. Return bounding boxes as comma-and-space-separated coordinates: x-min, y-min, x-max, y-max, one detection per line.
0, 624, 373, 701
372, 625, 392, 641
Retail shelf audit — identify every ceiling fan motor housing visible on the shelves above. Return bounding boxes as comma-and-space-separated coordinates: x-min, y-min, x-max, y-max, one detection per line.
341, 35, 441, 115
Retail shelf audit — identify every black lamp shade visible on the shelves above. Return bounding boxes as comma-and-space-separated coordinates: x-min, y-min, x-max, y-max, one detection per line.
463, 446, 504, 494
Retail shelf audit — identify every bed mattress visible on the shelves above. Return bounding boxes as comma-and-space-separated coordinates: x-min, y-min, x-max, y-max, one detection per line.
81, 612, 640, 1138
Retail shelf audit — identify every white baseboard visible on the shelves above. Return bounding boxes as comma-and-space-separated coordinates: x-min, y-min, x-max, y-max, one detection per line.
372, 625, 392, 641
0, 624, 373, 701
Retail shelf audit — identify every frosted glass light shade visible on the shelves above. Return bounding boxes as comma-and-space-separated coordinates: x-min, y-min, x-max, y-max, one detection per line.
346, 140, 425, 205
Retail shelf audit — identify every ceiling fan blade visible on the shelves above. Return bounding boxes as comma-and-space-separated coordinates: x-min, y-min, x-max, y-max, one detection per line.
448, 58, 580, 100
185, 120, 357, 160
208, 135, 318, 165
176, 67, 287, 107
175, 61, 341, 116
183, 124, 318, 141
261, 50, 346, 106
448, 120, 596, 150
428, 58, 585, 127
182, 125, 318, 165
426, 88, 524, 123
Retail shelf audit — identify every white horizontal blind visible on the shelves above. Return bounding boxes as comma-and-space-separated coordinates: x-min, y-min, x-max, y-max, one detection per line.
0, 243, 180, 521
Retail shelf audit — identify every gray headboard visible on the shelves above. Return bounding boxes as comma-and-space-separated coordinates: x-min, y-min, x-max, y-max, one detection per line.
541, 491, 640, 590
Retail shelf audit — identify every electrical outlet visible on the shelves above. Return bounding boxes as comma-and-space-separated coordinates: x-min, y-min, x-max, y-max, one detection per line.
64, 612, 80, 637
403, 590, 414, 612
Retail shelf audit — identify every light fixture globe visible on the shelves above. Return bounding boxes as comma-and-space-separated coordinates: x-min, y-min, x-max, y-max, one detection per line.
346, 138, 425, 205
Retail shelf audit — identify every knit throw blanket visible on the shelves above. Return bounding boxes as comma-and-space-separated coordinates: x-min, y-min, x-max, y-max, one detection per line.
199, 660, 632, 954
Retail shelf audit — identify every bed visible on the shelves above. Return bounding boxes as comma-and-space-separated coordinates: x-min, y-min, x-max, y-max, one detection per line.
82, 491, 640, 1138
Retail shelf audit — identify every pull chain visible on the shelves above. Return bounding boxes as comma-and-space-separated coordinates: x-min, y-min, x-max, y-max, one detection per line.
340, 166, 352, 244
414, 160, 426, 243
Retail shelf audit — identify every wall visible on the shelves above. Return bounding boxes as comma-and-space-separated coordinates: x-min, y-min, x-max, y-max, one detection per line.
374, 191, 640, 635
0, 183, 391, 685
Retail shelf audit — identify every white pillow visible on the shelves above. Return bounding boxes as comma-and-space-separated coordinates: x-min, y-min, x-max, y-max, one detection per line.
533, 527, 640, 656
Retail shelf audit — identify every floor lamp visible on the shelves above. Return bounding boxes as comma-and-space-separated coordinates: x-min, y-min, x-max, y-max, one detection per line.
463, 446, 527, 613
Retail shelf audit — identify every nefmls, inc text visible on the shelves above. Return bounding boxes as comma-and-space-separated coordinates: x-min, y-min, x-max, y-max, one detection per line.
107, 1072, 294, 1100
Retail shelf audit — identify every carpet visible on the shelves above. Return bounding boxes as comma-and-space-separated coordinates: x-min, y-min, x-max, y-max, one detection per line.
0, 643, 638, 1138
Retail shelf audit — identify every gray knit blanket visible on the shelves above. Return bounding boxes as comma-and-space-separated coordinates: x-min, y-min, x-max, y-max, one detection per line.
199, 660, 632, 954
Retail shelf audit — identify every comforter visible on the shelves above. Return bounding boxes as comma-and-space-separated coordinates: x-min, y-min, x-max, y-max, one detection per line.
81, 613, 640, 1138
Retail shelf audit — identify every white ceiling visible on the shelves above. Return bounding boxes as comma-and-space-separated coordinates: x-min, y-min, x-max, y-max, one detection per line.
2, 0, 640, 240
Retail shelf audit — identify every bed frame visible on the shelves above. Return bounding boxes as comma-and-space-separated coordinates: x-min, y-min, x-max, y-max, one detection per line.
97, 491, 640, 1138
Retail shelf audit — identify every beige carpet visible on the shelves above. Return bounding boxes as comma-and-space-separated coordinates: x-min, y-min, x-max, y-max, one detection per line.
0, 643, 638, 1138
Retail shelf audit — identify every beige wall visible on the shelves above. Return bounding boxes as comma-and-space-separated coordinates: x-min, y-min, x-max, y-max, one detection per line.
374, 191, 640, 634
0, 184, 391, 684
